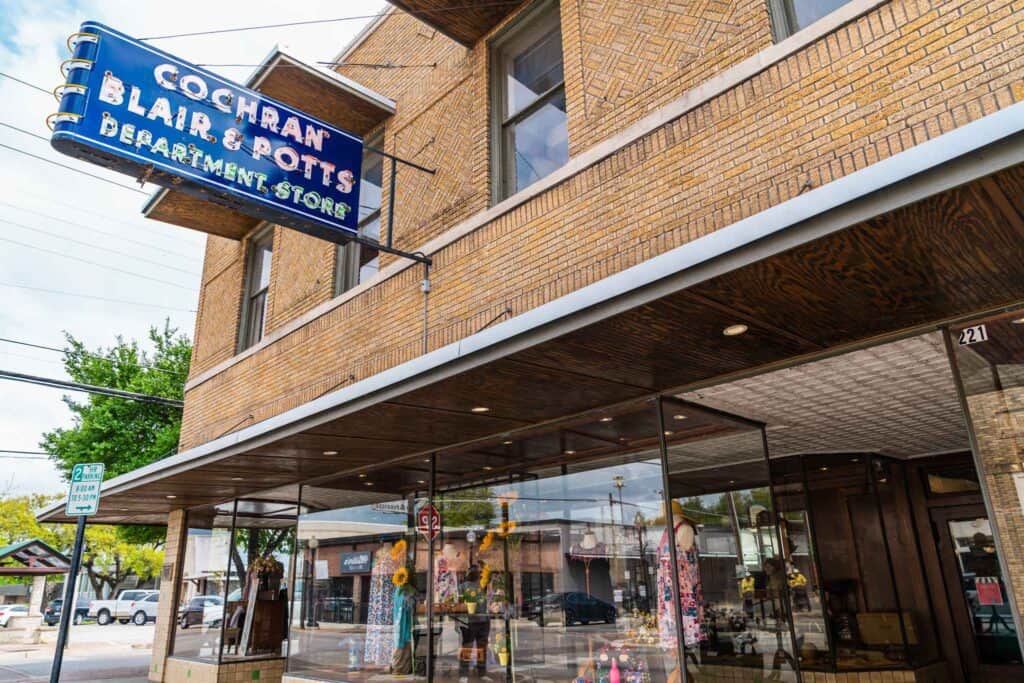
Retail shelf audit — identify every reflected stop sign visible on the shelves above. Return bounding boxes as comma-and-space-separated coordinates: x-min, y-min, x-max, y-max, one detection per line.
417, 504, 441, 541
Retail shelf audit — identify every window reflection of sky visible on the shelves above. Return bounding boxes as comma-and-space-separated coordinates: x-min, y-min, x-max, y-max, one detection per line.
514, 92, 568, 191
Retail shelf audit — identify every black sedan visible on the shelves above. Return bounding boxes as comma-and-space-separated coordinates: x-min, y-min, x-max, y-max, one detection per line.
43, 598, 89, 626
526, 592, 617, 626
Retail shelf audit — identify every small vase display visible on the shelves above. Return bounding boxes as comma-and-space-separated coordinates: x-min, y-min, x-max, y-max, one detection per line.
498, 648, 509, 666
465, 601, 478, 614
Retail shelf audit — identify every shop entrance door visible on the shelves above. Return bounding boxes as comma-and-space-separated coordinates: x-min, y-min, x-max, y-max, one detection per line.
930, 505, 1024, 682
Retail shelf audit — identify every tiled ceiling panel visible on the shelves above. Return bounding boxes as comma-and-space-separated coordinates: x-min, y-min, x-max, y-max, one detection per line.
681, 332, 968, 458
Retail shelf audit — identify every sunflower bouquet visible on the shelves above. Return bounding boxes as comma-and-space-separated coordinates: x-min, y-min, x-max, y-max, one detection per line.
479, 531, 495, 553
390, 538, 407, 561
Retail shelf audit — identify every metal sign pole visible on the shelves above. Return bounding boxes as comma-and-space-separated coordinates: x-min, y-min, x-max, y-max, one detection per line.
50, 515, 86, 683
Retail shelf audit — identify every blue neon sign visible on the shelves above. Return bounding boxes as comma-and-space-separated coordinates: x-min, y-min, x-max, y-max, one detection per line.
51, 21, 364, 242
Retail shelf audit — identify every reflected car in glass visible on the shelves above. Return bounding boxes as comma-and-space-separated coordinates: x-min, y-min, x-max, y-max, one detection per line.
526, 591, 617, 626
177, 595, 223, 628
43, 598, 90, 626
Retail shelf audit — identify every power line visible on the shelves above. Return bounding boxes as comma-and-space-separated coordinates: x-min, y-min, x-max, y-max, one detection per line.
0, 142, 149, 195
0, 200, 202, 263
0, 369, 184, 408
0, 71, 49, 94
0, 450, 49, 459
0, 235, 198, 291
138, 1, 523, 40
3, 194, 203, 259
0, 282, 196, 313
197, 61, 438, 69
0, 337, 188, 379
0, 121, 47, 142
0, 217, 200, 277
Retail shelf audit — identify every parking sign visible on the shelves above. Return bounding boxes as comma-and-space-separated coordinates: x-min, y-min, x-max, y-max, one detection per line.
65, 463, 105, 517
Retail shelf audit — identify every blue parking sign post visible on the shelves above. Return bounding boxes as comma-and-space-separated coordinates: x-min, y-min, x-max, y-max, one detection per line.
50, 463, 104, 683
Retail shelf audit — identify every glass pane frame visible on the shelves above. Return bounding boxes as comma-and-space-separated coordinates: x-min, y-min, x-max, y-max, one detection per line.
489, 0, 567, 203
238, 225, 274, 352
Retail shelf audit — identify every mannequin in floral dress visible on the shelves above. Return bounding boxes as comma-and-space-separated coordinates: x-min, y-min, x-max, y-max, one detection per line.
656, 505, 706, 651
365, 543, 398, 666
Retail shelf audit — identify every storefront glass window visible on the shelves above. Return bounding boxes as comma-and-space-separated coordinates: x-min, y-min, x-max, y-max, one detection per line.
171, 506, 234, 661
219, 500, 297, 662
660, 399, 799, 681
431, 399, 680, 683
948, 312, 1024, 673
288, 484, 428, 682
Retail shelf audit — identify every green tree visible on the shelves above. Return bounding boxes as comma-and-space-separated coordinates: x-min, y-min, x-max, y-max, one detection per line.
39, 323, 190, 553
40, 323, 190, 478
0, 496, 163, 595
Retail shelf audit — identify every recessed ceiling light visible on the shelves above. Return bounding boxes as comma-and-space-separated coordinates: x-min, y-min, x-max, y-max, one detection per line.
166, 495, 177, 499
471, 406, 490, 413
365, 482, 374, 486
850, 458, 860, 463
599, 417, 613, 423
502, 440, 513, 445
820, 466, 829, 472
728, 480, 735, 485
323, 450, 339, 456
423, 458, 430, 463
230, 477, 244, 481
417, 479, 426, 484
663, 430, 674, 436
359, 473, 367, 478
1012, 317, 1024, 324
564, 450, 576, 455
483, 466, 493, 471
723, 324, 749, 337
673, 414, 687, 421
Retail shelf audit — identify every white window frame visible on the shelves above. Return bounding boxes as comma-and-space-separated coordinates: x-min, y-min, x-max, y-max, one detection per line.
237, 224, 274, 352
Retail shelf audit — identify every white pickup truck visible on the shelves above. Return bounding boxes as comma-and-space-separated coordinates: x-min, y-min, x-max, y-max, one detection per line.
89, 589, 159, 625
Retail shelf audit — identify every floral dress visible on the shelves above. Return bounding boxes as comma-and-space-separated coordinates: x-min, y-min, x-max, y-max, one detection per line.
434, 555, 459, 606
365, 548, 398, 665
657, 524, 706, 648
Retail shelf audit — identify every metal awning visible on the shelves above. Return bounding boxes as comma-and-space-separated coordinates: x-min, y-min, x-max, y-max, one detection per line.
37, 102, 1024, 525
388, 0, 526, 46
142, 49, 396, 240
0, 539, 70, 574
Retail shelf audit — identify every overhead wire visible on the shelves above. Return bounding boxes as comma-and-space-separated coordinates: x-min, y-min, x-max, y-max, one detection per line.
0, 282, 196, 313
0, 337, 189, 379
0, 217, 201, 277
0, 369, 184, 408
0, 141, 150, 195
0, 235, 197, 291
0, 200, 202, 263
137, 1, 524, 40
0, 70, 49, 94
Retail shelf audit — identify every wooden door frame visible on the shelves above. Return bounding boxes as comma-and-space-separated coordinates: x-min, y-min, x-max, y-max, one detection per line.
929, 502, 1024, 682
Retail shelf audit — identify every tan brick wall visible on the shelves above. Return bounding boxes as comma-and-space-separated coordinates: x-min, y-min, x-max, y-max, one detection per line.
150, 509, 187, 683
180, 0, 1024, 448
965, 387, 1024, 633
190, 237, 245, 373
164, 656, 285, 683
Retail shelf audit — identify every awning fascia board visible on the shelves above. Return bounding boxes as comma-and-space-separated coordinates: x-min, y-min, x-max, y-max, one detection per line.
37, 100, 1024, 523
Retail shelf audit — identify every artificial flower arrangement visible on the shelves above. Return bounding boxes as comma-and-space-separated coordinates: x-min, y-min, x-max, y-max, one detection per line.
249, 556, 285, 594
479, 531, 495, 553
491, 631, 511, 666
479, 562, 492, 589
461, 585, 482, 613
392, 565, 410, 587
390, 538, 407, 561
486, 570, 509, 614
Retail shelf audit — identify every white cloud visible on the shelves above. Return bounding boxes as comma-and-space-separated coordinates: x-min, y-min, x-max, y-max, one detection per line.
0, 0, 386, 496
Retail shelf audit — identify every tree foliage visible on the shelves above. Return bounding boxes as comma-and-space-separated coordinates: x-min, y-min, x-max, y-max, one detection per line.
0, 496, 163, 594
40, 323, 191, 478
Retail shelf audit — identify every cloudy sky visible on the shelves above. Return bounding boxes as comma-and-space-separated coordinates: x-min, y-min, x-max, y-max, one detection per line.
0, 0, 385, 495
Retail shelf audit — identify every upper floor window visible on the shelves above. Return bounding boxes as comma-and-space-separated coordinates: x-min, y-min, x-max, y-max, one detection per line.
335, 133, 383, 295
769, 0, 852, 39
491, 0, 568, 202
238, 226, 273, 351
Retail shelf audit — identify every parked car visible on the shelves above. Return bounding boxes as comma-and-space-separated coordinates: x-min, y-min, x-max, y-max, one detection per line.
43, 598, 89, 626
0, 604, 29, 627
177, 595, 223, 629
525, 592, 617, 626
128, 592, 160, 626
198, 588, 242, 628
89, 589, 159, 625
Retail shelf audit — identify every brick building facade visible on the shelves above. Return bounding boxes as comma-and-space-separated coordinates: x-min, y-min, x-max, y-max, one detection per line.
41, 1, 1024, 682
